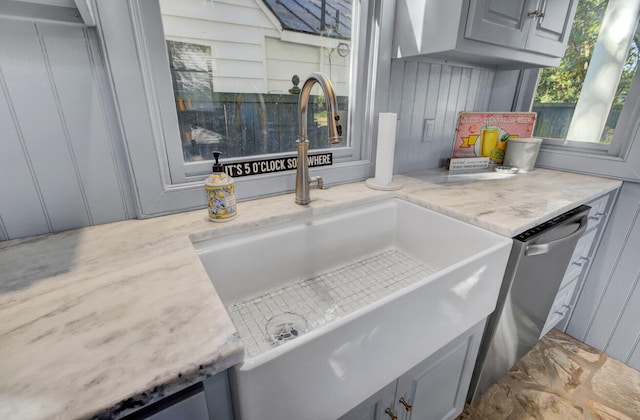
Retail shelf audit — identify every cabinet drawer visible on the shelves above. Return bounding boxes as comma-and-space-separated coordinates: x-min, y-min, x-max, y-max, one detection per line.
561, 228, 597, 288
541, 278, 579, 338
586, 194, 609, 229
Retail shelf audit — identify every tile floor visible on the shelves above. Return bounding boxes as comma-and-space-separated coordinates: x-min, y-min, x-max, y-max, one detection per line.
460, 329, 640, 419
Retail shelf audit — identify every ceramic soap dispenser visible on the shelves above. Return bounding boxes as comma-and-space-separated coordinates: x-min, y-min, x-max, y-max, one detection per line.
205, 151, 237, 222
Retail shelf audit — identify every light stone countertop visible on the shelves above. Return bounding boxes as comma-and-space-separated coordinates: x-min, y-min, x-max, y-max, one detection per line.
394, 168, 621, 237
0, 168, 622, 419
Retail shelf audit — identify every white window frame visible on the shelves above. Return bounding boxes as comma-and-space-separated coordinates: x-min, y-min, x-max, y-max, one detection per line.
160, 35, 359, 182
514, 64, 640, 182
91, 0, 395, 217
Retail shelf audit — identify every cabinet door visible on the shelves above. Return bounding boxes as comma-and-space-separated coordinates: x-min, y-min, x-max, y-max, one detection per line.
394, 322, 483, 420
525, 0, 577, 56
203, 371, 234, 420
339, 381, 398, 420
465, 0, 536, 49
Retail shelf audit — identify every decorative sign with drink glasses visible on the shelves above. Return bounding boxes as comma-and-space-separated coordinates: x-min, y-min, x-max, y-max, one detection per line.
449, 112, 537, 169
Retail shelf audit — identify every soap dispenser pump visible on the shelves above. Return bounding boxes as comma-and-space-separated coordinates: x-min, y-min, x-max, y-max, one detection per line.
205, 151, 237, 222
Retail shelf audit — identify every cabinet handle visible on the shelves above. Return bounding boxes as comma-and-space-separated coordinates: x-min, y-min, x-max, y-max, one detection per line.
527, 0, 546, 20
399, 397, 412, 411
554, 304, 572, 316
539, 0, 548, 21
571, 256, 590, 267
384, 408, 398, 419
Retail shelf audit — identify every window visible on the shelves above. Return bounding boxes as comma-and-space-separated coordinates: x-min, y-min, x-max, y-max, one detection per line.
92, 0, 393, 216
532, 0, 640, 147
159, 0, 354, 177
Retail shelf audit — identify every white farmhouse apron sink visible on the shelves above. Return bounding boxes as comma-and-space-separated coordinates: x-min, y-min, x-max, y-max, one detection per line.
195, 198, 512, 419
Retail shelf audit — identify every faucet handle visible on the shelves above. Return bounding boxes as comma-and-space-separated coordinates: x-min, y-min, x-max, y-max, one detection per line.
309, 176, 323, 190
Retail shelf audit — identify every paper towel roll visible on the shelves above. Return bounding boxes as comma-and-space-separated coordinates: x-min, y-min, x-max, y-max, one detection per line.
374, 113, 398, 186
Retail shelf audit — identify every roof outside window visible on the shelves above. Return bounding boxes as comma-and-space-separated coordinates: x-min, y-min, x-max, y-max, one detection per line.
262, 0, 351, 40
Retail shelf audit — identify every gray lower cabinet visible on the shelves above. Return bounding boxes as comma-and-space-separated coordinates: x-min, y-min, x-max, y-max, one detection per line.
144, 391, 209, 420
541, 190, 618, 336
340, 321, 485, 420
339, 382, 398, 420
128, 370, 234, 420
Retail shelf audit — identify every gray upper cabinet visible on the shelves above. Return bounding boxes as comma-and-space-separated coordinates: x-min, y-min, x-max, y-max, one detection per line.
393, 0, 577, 68
524, 0, 576, 56
466, 0, 531, 50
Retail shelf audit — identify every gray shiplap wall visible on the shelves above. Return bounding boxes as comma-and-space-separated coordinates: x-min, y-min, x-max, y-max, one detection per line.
387, 59, 495, 173
567, 181, 640, 370
0, 17, 134, 240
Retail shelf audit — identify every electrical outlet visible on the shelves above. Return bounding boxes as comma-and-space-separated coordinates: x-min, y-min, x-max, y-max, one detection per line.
422, 118, 435, 143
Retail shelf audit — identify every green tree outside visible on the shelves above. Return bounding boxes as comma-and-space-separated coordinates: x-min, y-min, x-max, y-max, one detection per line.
533, 0, 640, 143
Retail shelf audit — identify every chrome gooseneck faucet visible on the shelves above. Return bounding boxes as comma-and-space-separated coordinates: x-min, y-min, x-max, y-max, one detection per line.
295, 72, 343, 205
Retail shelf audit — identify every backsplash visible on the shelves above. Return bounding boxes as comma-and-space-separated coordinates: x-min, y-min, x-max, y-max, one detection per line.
387, 60, 495, 173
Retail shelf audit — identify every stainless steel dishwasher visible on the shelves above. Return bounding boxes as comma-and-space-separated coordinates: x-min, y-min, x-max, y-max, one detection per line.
467, 205, 590, 402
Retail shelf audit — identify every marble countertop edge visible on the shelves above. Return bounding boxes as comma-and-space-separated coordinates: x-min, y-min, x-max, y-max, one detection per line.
94, 338, 244, 420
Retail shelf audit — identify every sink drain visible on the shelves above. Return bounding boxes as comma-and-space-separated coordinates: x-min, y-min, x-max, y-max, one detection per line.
266, 312, 308, 346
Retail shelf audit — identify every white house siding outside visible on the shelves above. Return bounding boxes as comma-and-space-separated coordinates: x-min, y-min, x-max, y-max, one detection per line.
159, 0, 350, 96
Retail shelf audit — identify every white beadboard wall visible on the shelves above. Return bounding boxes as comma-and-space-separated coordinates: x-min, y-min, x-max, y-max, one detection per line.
386, 59, 495, 173
0, 16, 134, 240
567, 181, 640, 370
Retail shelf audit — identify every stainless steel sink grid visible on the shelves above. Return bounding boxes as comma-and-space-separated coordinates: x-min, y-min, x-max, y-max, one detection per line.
227, 249, 435, 357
